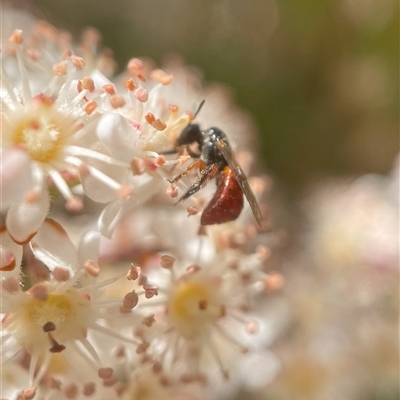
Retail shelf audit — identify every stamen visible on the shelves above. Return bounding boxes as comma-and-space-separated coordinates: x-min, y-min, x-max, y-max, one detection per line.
90, 322, 139, 345
47, 169, 75, 201
9, 30, 32, 102
21, 387, 37, 400
187, 206, 199, 216
80, 337, 102, 366
64, 383, 78, 399
134, 87, 148, 102
82, 382, 96, 396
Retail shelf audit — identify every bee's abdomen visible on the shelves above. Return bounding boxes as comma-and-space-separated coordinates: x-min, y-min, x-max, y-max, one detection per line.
201, 167, 244, 225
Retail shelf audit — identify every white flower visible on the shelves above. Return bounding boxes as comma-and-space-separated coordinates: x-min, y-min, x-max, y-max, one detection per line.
0, 227, 140, 388
125, 253, 283, 384
1, 28, 131, 243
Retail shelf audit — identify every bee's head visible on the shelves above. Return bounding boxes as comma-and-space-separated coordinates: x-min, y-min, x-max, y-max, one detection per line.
176, 123, 203, 148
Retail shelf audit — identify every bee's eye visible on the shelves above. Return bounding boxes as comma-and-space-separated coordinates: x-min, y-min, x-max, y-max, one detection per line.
176, 124, 202, 146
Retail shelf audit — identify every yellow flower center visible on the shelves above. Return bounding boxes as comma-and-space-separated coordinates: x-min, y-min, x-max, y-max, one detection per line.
169, 282, 211, 322
13, 106, 65, 163
10, 97, 74, 164
8, 285, 91, 354
167, 278, 223, 339
23, 292, 73, 327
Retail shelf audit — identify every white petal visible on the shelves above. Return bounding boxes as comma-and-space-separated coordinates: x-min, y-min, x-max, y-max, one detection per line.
239, 350, 281, 390
98, 199, 124, 238
6, 189, 50, 244
78, 230, 101, 265
98, 178, 161, 238
0, 230, 23, 277
80, 162, 126, 203
96, 113, 143, 162
30, 219, 78, 273
0, 148, 33, 210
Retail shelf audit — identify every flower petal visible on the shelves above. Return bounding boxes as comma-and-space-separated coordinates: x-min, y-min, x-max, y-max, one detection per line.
96, 113, 143, 162
0, 229, 22, 276
0, 148, 33, 210
78, 230, 101, 265
80, 161, 126, 203
30, 219, 78, 273
6, 189, 50, 244
98, 178, 161, 238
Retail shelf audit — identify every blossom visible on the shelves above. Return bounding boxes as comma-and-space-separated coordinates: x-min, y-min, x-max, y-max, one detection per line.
123, 253, 284, 385
1, 28, 132, 244
1, 14, 281, 400
0, 225, 140, 389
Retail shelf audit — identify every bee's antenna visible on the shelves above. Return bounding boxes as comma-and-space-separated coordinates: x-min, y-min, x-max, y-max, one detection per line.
175, 99, 205, 148
192, 99, 205, 121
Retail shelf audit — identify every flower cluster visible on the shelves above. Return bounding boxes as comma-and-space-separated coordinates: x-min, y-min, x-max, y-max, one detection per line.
1, 15, 284, 400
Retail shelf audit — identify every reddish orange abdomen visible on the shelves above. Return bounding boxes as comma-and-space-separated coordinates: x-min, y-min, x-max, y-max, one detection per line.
201, 167, 244, 225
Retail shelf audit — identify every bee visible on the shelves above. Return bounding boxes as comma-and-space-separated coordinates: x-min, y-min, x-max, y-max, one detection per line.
168, 100, 263, 226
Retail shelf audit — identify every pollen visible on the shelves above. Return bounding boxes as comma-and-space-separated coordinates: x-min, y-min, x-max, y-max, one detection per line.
167, 277, 222, 338
10, 100, 74, 164
5, 284, 91, 354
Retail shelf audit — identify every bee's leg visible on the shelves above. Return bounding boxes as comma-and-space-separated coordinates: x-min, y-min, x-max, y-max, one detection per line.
176, 163, 219, 203
185, 144, 201, 158
168, 160, 205, 184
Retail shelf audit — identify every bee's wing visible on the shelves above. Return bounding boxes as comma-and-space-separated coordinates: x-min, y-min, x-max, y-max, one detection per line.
215, 140, 263, 226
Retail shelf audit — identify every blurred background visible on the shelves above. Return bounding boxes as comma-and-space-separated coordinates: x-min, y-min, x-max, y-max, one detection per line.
3, 1, 399, 399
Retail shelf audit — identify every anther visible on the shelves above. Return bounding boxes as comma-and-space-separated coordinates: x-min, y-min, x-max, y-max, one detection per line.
109, 94, 126, 109
136, 340, 150, 353
199, 300, 207, 310
121, 291, 139, 311
152, 119, 167, 131
82, 382, 96, 397
160, 255, 175, 269
138, 272, 148, 286
264, 272, 284, 291
169, 104, 179, 113
155, 155, 165, 167
141, 315, 155, 327
2, 276, 20, 293
53, 61, 68, 76
65, 196, 84, 213
9, 29, 24, 44
43, 321, 56, 332
134, 87, 148, 102
84, 259, 100, 277
27, 48, 41, 61
49, 334, 66, 353
143, 284, 159, 299
187, 206, 199, 216
145, 112, 156, 125
53, 267, 70, 282
166, 185, 179, 198
126, 264, 139, 280
82, 76, 95, 92
30, 284, 49, 301
85, 101, 97, 115
98, 367, 114, 380
125, 78, 136, 91
102, 84, 116, 95
70, 55, 85, 70
103, 376, 118, 387
150, 69, 173, 85
64, 383, 78, 399
130, 157, 145, 175
21, 387, 37, 400
127, 58, 144, 74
